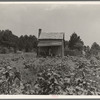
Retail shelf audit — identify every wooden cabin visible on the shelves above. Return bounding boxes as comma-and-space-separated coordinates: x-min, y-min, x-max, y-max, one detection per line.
37, 29, 65, 57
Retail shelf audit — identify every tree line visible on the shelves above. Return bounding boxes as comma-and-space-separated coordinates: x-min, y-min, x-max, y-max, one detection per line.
0, 29, 38, 53
0, 29, 100, 56
65, 32, 100, 56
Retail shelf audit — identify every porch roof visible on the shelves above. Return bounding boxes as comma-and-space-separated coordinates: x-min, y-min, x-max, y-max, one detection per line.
38, 41, 62, 46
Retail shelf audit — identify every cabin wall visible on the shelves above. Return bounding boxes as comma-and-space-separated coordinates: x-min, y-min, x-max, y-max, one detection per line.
37, 39, 64, 57
38, 46, 62, 57
52, 46, 62, 56
61, 40, 64, 57
38, 47, 48, 56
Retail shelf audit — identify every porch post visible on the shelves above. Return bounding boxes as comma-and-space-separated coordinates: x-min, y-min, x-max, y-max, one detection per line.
37, 46, 38, 56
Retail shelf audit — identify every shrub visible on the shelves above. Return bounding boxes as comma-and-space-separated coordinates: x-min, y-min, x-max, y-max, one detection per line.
0, 47, 9, 54
64, 49, 82, 56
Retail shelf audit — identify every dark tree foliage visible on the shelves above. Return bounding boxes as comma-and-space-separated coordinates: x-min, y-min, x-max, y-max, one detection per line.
90, 42, 100, 55
68, 32, 84, 51
18, 35, 38, 52
91, 42, 100, 50
0, 30, 18, 53
0, 29, 38, 53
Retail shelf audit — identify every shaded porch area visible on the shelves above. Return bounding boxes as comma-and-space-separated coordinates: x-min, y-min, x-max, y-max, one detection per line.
37, 46, 62, 57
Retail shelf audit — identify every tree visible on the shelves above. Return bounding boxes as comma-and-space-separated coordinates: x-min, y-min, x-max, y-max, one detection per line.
0, 29, 38, 53
90, 42, 100, 55
74, 42, 84, 51
0, 29, 19, 53
68, 32, 84, 51
91, 42, 100, 50
18, 35, 38, 52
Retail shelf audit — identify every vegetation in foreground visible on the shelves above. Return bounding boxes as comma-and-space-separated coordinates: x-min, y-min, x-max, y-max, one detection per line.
0, 53, 100, 95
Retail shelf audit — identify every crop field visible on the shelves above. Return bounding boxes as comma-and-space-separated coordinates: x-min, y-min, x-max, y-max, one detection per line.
0, 53, 100, 95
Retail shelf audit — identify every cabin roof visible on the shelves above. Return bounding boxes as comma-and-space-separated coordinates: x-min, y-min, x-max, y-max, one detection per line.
38, 41, 62, 47
38, 32, 64, 40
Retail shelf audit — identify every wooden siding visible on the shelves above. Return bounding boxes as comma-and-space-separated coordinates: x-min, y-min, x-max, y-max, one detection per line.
38, 46, 62, 56
37, 33, 65, 57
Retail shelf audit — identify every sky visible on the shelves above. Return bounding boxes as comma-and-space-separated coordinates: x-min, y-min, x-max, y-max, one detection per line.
0, 2, 100, 46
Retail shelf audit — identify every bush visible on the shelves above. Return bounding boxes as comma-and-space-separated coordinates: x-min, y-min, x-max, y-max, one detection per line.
90, 49, 99, 56
0, 47, 9, 54
64, 49, 82, 56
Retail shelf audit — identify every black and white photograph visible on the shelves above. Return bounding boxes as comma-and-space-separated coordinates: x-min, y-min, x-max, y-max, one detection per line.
0, 1, 100, 97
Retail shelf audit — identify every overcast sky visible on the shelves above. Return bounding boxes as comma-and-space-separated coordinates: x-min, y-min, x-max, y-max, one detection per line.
0, 2, 100, 46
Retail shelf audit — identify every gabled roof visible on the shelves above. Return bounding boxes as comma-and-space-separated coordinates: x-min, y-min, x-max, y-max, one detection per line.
38, 32, 64, 40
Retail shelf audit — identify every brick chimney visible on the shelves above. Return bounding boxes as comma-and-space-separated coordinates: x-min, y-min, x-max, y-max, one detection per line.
38, 28, 42, 38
